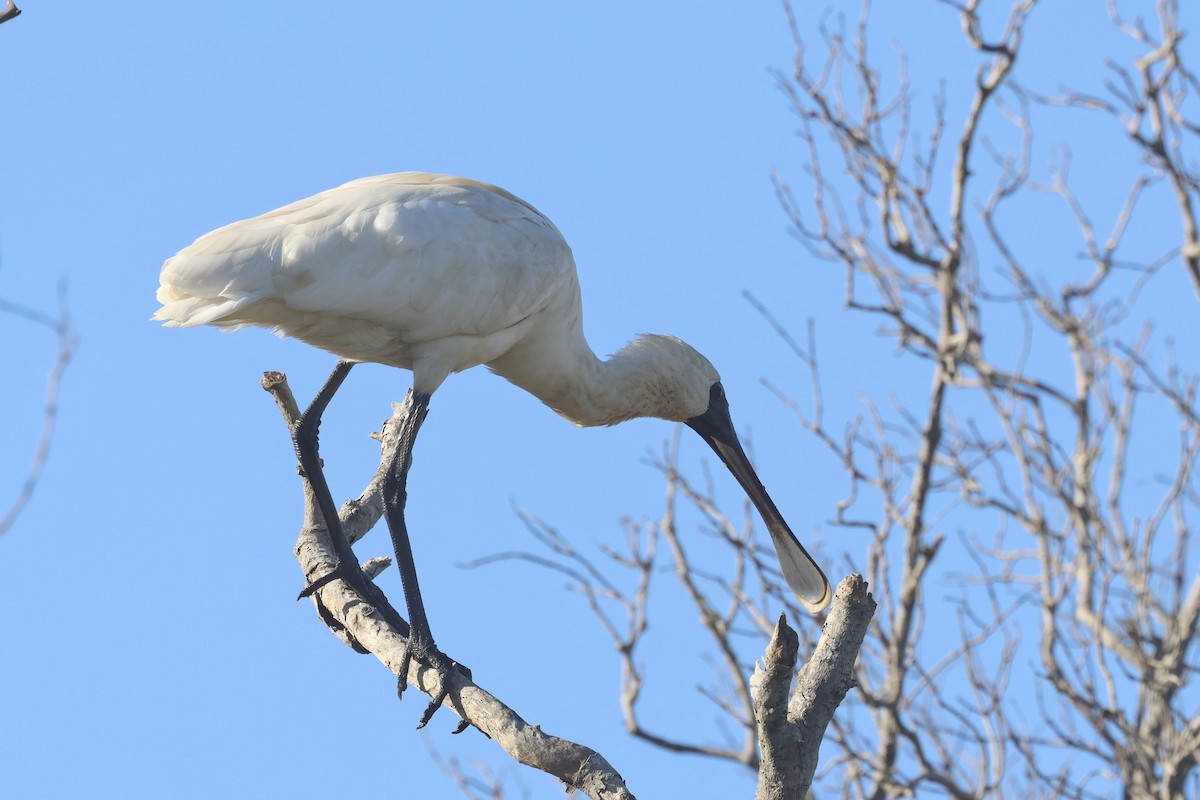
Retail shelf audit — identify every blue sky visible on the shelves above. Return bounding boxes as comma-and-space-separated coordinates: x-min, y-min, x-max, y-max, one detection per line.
1, 2, 1196, 798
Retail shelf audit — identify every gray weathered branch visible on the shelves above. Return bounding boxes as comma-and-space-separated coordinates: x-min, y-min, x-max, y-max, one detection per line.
261, 372, 635, 800
754, 575, 875, 799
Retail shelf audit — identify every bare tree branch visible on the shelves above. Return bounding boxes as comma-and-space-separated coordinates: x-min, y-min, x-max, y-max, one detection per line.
0, 287, 77, 536
487, 432, 874, 785
772, 0, 1199, 796
755, 576, 876, 799
261, 373, 636, 800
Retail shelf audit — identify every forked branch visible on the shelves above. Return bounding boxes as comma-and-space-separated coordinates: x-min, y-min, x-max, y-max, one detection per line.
754, 576, 875, 799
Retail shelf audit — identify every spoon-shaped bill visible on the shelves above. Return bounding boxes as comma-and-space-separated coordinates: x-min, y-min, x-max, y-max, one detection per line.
686, 383, 831, 613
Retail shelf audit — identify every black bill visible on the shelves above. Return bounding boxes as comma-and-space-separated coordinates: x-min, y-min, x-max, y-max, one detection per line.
686, 382, 831, 612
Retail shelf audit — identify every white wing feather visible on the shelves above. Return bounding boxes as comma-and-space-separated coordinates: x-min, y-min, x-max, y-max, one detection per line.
155, 173, 575, 368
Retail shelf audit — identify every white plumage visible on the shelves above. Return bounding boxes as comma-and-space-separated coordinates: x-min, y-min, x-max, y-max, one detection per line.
155, 172, 830, 612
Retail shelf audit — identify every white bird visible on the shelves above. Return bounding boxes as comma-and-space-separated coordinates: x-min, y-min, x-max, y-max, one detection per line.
155, 172, 831, 692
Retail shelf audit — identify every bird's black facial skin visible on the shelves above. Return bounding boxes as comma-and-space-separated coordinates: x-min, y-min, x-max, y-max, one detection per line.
685, 382, 736, 449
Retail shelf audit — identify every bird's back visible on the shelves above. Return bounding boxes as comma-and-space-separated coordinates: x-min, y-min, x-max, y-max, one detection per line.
155, 173, 577, 373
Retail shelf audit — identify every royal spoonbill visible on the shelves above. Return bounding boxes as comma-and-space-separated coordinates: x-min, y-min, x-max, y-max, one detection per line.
155, 172, 831, 688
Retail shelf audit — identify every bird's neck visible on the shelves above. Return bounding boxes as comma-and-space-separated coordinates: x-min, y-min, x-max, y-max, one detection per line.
489, 331, 659, 428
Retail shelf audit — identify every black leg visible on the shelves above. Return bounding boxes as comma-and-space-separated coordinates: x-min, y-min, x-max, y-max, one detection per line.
291, 364, 411, 635
293, 362, 361, 597
293, 369, 467, 726
381, 391, 434, 642
379, 392, 469, 726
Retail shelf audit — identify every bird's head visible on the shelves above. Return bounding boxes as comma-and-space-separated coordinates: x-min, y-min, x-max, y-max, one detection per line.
614, 334, 722, 423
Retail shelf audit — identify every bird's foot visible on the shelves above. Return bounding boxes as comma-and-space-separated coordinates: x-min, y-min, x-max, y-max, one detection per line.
396, 635, 473, 730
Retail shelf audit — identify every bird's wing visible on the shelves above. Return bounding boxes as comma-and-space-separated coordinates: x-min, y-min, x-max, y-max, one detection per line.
155, 173, 574, 346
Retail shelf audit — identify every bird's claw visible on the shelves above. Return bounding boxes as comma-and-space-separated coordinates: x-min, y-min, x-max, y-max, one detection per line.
394, 637, 472, 730
416, 691, 449, 729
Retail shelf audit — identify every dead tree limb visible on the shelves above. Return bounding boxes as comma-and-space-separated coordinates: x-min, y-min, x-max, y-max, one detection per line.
261, 371, 635, 800
754, 575, 875, 799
